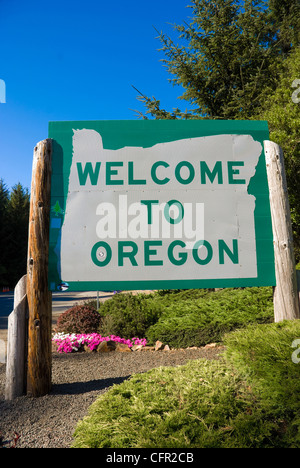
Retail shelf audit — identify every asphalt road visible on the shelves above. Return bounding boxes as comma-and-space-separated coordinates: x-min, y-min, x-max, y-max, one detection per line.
0, 291, 114, 333
0, 292, 13, 330
51, 291, 114, 323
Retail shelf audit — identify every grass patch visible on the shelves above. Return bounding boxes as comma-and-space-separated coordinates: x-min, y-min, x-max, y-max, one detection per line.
72, 319, 300, 448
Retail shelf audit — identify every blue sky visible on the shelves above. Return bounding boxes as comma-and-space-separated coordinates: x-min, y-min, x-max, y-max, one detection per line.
0, 0, 191, 191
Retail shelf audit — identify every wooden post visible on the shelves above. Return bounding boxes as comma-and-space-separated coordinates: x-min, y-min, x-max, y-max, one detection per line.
5, 275, 28, 400
264, 141, 300, 322
26, 139, 52, 397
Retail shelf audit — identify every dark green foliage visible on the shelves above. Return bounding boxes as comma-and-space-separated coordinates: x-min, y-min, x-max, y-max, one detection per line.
256, 46, 300, 261
136, 0, 299, 120
0, 181, 30, 288
6, 183, 30, 287
269, 0, 300, 53
56, 305, 101, 334
82, 298, 99, 310
98, 292, 163, 339
145, 288, 274, 347
155, 289, 187, 296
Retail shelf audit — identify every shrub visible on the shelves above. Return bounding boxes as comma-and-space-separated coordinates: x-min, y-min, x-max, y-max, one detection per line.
73, 359, 257, 448
146, 287, 274, 348
223, 320, 300, 447
82, 298, 99, 310
98, 292, 163, 339
96, 288, 274, 348
155, 289, 187, 296
56, 305, 101, 334
72, 320, 300, 448
224, 321, 300, 408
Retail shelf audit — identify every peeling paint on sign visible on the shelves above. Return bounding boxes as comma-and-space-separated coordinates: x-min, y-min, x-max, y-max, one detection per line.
48, 120, 275, 291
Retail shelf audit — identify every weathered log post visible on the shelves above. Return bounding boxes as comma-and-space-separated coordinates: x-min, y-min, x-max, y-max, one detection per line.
264, 141, 300, 322
26, 139, 53, 397
5, 275, 28, 400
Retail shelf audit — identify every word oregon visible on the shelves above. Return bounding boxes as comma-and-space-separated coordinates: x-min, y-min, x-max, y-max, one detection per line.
77, 160, 246, 186
91, 239, 239, 267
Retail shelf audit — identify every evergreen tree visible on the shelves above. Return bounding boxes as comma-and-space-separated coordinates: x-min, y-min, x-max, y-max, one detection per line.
269, 0, 300, 53
134, 0, 300, 260
258, 46, 300, 261
135, 0, 299, 119
6, 183, 30, 287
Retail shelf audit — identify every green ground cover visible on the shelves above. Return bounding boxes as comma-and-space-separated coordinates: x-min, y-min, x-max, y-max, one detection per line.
72, 288, 300, 448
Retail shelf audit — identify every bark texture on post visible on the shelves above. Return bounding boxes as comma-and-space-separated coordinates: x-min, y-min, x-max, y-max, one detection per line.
5, 275, 28, 400
27, 139, 52, 397
264, 140, 300, 322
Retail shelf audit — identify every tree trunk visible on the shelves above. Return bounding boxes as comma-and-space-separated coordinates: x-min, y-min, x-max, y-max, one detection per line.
264, 140, 300, 321
26, 139, 52, 397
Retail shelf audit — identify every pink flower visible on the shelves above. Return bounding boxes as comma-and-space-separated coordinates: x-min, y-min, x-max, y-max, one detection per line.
52, 333, 147, 353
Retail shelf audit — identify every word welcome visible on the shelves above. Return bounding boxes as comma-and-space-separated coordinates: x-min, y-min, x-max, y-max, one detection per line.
76, 160, 246, 186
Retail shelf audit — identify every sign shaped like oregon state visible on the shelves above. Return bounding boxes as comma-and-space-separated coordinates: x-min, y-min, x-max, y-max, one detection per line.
48, 120, 275, 291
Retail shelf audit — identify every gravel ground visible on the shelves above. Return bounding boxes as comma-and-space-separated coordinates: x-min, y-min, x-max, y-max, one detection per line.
0, 347, 224, 448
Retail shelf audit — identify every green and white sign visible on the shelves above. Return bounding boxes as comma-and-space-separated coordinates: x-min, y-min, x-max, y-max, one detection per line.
48, 120, 275, 291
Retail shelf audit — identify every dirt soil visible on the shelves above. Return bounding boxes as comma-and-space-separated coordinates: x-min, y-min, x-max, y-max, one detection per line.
0, 346, 225, 448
